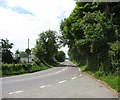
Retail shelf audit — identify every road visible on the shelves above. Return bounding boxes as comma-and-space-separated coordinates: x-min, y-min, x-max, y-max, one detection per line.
1, 60, 118, 98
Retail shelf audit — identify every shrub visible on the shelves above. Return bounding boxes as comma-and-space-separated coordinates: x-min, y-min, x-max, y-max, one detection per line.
2, 63, 33, 76
55, 51, 66, 62
2, 62, 51, 76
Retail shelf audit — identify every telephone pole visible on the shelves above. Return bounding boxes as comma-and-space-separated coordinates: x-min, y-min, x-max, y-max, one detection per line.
28, 39, 29, 63
28, 39, 29, 49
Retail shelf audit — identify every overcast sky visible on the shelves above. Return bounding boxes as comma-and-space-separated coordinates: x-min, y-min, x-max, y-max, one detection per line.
0, 0, 75, 57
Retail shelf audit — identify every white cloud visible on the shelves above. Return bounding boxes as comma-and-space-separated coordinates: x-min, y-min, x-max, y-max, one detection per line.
0, 0, 75, 56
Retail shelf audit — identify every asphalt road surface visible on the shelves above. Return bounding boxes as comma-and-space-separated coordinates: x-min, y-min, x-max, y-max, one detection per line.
1, 60, 118, 98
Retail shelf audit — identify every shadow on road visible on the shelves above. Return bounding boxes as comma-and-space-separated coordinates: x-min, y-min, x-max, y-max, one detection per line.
55, 64, 77, 67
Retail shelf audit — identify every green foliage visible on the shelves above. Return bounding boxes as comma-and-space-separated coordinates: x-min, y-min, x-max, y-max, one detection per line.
25, 48, 31, 63
25, 48, 31, 55
33, 30, 58, 63
15, 50, 20, 56
60, 2, 120, 92
14, 57, 20, 64
101, 75, 120, 92
14, 50, 20, 63
1, 39, 14, 64
94, 71, 120, 92
1, 62, 50, 76
55, 51, 66, 62
109, 41, 120, 75
60, 2, 120, 74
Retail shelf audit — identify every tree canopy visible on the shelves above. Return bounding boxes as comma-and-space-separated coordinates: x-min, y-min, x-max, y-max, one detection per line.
55, 51, 66, 62
33, 30, 59, 64
60, 2, 120, 74
1, 39, 14, 64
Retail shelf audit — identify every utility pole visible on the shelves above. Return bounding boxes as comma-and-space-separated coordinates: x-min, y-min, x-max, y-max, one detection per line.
28, 39, 29, 49
28, 39, 29, 63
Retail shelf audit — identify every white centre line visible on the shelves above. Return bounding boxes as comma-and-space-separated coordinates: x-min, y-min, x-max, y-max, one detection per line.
58, 80, 67, 84
46, 85, 52, 87
40, 85, 45, 88
79, 74, 82, 77
9, 91, 24, 95
71, 77, 77, 80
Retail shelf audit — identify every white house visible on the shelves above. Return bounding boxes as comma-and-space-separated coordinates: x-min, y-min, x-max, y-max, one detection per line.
20, 54, 34, 62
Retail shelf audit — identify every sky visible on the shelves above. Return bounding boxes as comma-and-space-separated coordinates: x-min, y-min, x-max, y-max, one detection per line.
0, 0, 76, 57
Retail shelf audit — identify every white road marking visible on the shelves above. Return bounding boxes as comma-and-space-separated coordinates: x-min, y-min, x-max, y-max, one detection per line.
3, 67, 69, 83
79, 74, 82, 77
40, 85, 52, 88
46, 85, 51, 87
9, 91, 24, 95
71, 77, 77, 80
55, 67, 68, 74
40, 85, 45, 88
58, 80, 67, 84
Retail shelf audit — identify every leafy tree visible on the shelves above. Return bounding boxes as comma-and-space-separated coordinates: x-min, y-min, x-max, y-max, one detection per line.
33, 30, 58, 63
14, 49, 20, 63
109, 41, 120, 75
25, 48, 31, 55
25, 48, 31, 63
0, 43, 2, 63
15, 50, 20, 57
55, 51, 66, 62
60, 2, 120, 74
1, 39, 14, 64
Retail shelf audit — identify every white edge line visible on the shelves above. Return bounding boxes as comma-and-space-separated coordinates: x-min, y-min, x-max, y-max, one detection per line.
9, 91, 24, 95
